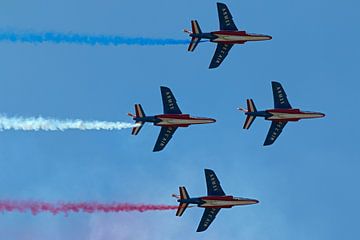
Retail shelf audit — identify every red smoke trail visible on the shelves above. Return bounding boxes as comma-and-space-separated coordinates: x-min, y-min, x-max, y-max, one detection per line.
0, 200, 178, 215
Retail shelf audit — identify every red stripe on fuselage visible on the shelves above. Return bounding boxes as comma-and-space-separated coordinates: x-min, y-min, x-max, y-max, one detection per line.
201, 196, 234, 200
154, 114, 215, 127
155, 114, 190, 119
267, 109, 301, 113
212, 31, 247, 36
266, 109, 325, 121
211, 31, 270, 44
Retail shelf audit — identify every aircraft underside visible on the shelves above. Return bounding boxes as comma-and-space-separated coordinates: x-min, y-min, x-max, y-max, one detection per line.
156, 117, 215, 126
267, 112, 324, 120
212, 34, 271, 43
200, 199, 256, 207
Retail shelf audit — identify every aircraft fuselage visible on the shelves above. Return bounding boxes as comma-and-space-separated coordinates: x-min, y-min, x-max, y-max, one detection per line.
191, 31, 272, 44
246, 109, 325, 122
134, 114, 216, 127
179, 196, 259, 209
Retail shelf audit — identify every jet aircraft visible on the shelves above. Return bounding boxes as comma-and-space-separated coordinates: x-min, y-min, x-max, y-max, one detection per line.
128, 86, 216, 152
174, 169, 259, 232
184, 2, 272, 69
239, 81, 325, 146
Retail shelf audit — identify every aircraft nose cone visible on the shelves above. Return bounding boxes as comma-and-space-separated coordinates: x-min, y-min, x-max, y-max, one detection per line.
314, 112, 325, 118
268, 35, 272, 40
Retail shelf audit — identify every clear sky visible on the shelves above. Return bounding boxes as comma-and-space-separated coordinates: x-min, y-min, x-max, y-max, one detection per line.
0, 0, 359, 239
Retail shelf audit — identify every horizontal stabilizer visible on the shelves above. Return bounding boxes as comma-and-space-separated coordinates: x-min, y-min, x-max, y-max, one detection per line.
135, 104, 145, 118
243, 115, 256, 129
176, 202, 189, 217
191, 20, 202, 34
247, 99, 257, 113
243, 99, 257, 129
188, 37, 201, 52
176, 186, 190, 217
131, 104, 146, 135
187, 20, 202, 52
131, 122, 144, 135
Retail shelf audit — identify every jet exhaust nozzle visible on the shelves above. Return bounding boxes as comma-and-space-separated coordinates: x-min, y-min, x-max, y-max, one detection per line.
172, 194, 180, 199
238, 107, 248, 113
183, 29, 192, 34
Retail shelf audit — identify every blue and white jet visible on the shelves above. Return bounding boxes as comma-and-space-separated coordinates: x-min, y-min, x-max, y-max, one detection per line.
173, 169, 259, 232
239, 81, 325, 145
184, 2, 272, 68
128, 86, 216, 152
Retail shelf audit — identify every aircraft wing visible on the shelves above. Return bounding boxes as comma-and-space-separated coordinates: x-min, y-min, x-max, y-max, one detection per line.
196, 208, 221, 232
217, 2, 238, 31
205, 169, 225, 196
264, 121, 287, 146
209, 43, 233, 69
160, 86, 182, 114
153, 126, 178, 152
272, 81, 292, 109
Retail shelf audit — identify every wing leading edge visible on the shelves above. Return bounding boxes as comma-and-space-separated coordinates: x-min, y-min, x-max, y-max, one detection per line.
209, 43, 233, 69
160, 86, 182, 114
197, 208, 221, 232
153, 126, 178, 152
272, 81, 292, 109
205, 169, 225, 196
217, 2, 238, 31
264, 121, 287, 146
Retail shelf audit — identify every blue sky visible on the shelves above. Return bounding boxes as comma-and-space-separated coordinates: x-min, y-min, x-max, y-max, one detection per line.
0, 0, 359, 239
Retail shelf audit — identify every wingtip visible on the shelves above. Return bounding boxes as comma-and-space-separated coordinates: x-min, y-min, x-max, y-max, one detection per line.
271, 81, 281, 85
160, 86, 172, 92
204, 168, 214, 173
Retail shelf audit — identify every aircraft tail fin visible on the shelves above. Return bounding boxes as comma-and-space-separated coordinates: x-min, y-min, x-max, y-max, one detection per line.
176, 186, 190, 217
242, 99, 257, 129
191, 20, 202, 34
134, 104, 146, 118
246, 99, 257, 113
129, 104, 146, 135
187, 20, 202, 52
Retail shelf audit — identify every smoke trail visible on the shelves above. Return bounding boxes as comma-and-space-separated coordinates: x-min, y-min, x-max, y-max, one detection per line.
0, 200, 178, 215
0, 31, 190, 46
0, 115, 136, 131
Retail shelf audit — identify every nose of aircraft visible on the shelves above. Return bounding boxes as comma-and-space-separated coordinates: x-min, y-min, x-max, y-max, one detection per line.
314, 112, 326, 118
267, 35, 272, 40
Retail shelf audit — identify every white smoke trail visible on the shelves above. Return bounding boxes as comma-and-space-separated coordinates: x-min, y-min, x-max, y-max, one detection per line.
0, 115, 137, 131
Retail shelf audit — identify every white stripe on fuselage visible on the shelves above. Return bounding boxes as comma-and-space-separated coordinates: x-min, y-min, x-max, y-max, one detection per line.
201, 199, 254, 207
157, 118, 213, 126
213, 34, 269, 42
267, 112, 323, 120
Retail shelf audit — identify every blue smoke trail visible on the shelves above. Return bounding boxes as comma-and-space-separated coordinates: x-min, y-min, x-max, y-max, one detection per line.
0, 31, 190, 46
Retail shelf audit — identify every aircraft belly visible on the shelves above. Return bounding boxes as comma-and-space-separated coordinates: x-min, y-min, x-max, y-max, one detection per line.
213, 34, 268, 42
201, 200, 250, 207
158, 118, 211, 125
268, 113, 319, 120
